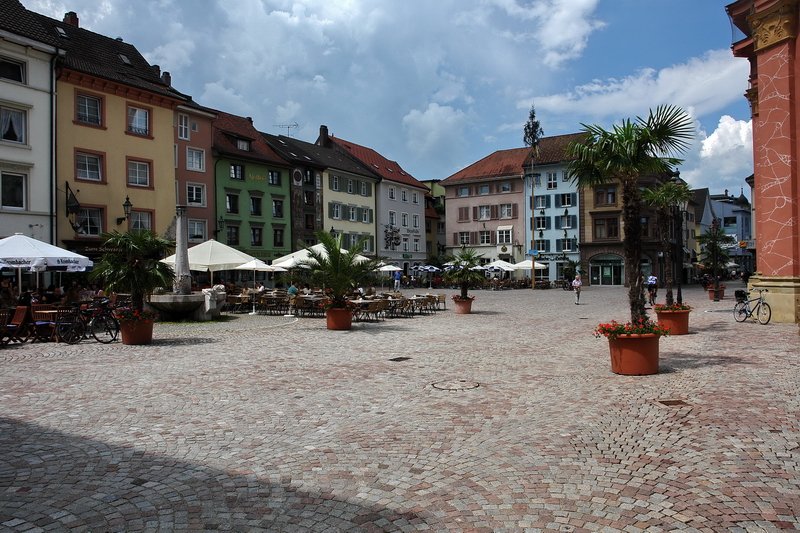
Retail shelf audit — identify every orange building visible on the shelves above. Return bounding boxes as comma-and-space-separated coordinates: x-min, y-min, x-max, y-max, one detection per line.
727, 0, 800, 323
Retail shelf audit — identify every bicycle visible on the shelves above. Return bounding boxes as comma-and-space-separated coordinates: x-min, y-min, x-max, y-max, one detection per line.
78, 297, 120, 343
733, 288, 771, 325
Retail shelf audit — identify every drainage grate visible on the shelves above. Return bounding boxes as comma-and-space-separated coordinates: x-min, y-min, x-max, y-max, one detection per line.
658, 399, 688, 406
431, 380, 480, 391
389, 356, 411, 362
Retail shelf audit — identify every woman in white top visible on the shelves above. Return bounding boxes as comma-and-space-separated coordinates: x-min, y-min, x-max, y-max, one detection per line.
571, 274, 582, 305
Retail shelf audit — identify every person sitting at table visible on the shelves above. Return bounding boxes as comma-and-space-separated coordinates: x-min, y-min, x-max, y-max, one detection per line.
302, 283, 311, 295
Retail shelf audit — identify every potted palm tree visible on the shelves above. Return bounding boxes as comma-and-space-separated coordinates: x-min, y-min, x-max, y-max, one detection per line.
643, 180, 693, 334
90, 230, 174, 345
567, 105, 693, 375
698, 219, 736, 301
444, 247, 485, 314
305, 230, 380, 330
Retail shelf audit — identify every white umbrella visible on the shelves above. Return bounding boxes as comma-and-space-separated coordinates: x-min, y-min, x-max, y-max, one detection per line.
378, 264, 402, 272
485, 259, 516, 272
272, 243, 369, 268
162, 239, 255, 273
0, 233, 93, 291
513, 259, 548, 270
234, 259, 288, 314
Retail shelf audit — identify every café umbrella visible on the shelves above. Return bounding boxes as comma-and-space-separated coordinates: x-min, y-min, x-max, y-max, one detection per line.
234, 259, 288, 315
0, 233, 93, 290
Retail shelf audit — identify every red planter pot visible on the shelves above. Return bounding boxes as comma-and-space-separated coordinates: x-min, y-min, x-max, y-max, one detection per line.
655, 309, 691, 335
452, 298, 474, 314
608, 334, 660, 375
120, 320, 154, 345
708, 288, 725, 300
326, 308, 353, 330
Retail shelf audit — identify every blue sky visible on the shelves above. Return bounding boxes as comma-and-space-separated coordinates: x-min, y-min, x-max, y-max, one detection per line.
23, 0, 753, 195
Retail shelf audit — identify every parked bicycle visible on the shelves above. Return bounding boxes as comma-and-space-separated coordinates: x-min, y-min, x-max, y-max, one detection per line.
733, 288, 771, 325
55, 297, 120, 344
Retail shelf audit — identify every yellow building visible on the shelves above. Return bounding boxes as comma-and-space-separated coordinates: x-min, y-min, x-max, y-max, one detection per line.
35, 11, 186, 255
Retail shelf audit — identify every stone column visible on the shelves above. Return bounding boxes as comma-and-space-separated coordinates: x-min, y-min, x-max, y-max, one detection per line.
174, 205, 192, 295
730, 0, 800, 323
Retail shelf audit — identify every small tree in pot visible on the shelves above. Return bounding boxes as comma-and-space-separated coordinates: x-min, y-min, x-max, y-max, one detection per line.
444, 247, 485, 314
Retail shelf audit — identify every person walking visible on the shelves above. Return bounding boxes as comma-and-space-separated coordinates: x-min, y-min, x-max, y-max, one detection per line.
646, 273, 658, 305
393, 270, 401, 291
571, 274, 582, 305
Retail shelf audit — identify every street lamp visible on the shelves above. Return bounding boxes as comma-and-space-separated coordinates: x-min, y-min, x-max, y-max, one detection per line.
116, 196, 133, 225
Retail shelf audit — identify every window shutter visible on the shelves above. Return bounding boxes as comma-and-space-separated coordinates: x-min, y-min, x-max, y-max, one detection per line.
571, 192, 577, 206
369, 209, 374, 223
545, 240, 551, 252
369, 236, 375, 251
571, 215, 578, 228
328, 176, 334, 189
470, 231, 477, 244
490, 205, 498, 219
356, 207, 363, 220
490, 231, 496, 244
555, 195, 562, 208
328, 202, 334, 218
545, 217, 551, 230
366, 183, 372, 196
472, 206, 478, 220
453, 232, 459, 245
510, 181, 516, 192
555, 239, 562, 251
555, 216, 562, 230
512, 204, 518, 218
546, 195, 551, 208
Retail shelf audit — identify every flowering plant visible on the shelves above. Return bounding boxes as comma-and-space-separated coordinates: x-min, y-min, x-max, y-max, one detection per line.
593, 318, 670, 339
653, 302, 692, 312
452, 294, 475, 302
114, 307, 158, 322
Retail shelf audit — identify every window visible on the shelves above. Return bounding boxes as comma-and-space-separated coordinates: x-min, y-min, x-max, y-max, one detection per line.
349, 206, 357, 222
304, 170, 313, 184
497, 229, 511, 244
226, 225, 239, 245
362, 238, 372, 253
76, 152, 102, 181
76, 207, 102, 236
534, 175, 541, 187
304, 190, 314, 206
360, 181, 367, 196
457, 206, 469, 222
412, 214, 419, 228
0, 57, 25, 83
595, 186, 616, 206
500, 203, 513, 218
401, 213, 409, 227
412, 191, 419, 204
0, 106, 25, 143
272, 199, 283, 218
535, 217, 549, 230
1, 172, 25, 209
188, 219, 206, 241
402, 237, 409, 252
331, 203, 341, 219
127, 160, 151, 187
559, 193, 573, 207
413, 238, 420, 252
127, 105, 149, 136
304, 214, 315, 230
594, 217, 619, 239
459, 232, 471, 245
389, 210, 396, 225
76, 94, 101, 126
457, 186, 469, 197
401, 189, 408, 202
268, 170, 281, 185
187, 184, 204, 206
178, 114, 189, 140
186, 148, 204, 171
347, 179, 354, 193
226, 192, 239, 214
332, 175, 339, 191
640, 216, 650, 238
362, 209, 370, 223
251, 227, 263, 247
479, 230, 491, 244
500, 182, 511, 193
250, 196, 262, 216
479, 205, 491, 220
130, 211, 152, 231
547, 173, 558, 189
559, 215, 573, 229
236, 139, 250, 151
723, 216, 737, 228
230, 164, 244, 180
273, 228, 284, 247
534, 239, 550, 252
560, 238, 576, 252
388, 186, 395, 200
534, 195, 548, 209
478, 185, 490, 195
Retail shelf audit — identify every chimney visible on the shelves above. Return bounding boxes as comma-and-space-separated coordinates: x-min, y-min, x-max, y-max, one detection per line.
152, 64, 161, 77
246, 116, 253, 125
161, 71, 171, 86
63, 11, 79, 27
319, 124, 330, 147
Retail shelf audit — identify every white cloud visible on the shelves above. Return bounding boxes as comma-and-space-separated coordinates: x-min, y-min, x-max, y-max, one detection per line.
402, 103, 470, 177
680, 116, 753, 193
533, 0, 605, 68
275, 100, 302, 124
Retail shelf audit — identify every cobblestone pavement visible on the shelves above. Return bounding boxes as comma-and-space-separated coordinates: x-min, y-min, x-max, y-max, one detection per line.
1, 283, 799, 532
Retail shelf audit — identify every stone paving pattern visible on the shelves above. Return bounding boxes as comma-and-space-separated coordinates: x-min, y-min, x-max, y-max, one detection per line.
1, 284, 798, 532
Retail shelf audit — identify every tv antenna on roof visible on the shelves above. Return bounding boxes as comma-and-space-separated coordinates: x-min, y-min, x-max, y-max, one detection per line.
274, 122, 299, 137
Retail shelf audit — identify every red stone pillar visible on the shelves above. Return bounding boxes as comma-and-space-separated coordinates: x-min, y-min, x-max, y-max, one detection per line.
729, 0, 800, 323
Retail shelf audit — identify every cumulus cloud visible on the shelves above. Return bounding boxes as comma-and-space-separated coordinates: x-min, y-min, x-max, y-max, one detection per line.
402, 103, 470, 177
275, 100, 302, 124
680, 116, 753, 193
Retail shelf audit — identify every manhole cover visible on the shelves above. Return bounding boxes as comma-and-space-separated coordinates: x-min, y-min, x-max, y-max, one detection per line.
431, 380, 480, 391
389, 356, 411, 362
658, 399, 688, 406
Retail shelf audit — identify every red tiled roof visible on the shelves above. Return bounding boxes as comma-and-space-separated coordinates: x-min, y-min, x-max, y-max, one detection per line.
441, 147, 529, 185
212, 112, 288, 165
329, 137, 427, 190
524, 132, 587, 166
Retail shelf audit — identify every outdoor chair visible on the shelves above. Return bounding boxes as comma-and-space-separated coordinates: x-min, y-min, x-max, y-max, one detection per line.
436, 294, 446, 310
0, 306, 31, 344
30, 305, 57, 342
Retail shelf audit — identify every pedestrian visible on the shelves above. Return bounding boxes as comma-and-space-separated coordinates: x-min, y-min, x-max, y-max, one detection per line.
393, 270, 401, 290
571, 273, 582, 305
646, 273, 658, 305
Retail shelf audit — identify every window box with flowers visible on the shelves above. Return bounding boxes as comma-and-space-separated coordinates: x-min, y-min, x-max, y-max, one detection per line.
594, 319, 671, 375
652, 303, 692, 335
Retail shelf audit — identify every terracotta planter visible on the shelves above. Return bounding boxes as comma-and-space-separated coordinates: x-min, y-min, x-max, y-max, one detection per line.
655, 309, 691, 335
326, 307, 353, 330
452, 298, 474, 314
119, 320, 154, 345
708, 287, 725, 300
608, 334, 660, 375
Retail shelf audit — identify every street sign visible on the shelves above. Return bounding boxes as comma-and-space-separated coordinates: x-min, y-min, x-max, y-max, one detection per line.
528, 249, 539, 257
